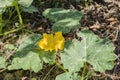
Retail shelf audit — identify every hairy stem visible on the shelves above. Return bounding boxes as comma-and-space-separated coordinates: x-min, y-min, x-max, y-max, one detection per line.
81, 62, 87, 80
0, 27, 23, 36
14, 0, 23, 28
0, 14, 2, 34
55, 62, 67, 72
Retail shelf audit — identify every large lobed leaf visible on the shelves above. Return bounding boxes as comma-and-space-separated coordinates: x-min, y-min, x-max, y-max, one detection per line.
8, 34, 42, 72
43, 8, 82, 33
8, 52, 42, 73
55, 72, 81, 80
60, 29, 117, 73
8, 34, 56, 72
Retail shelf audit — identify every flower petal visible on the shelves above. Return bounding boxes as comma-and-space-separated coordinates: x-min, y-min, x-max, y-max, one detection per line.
38, 32, 65, 52
54, 32, 65, 51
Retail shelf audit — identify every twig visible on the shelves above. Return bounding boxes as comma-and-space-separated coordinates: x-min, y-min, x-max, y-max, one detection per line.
0, 69, 6, 73
43, 65, 56, 80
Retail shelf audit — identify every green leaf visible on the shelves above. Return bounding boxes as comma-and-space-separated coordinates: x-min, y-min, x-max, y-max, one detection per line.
77, 30, 117, 72
61, 40, 85, 73
8, 34, 56, 72
38, 50, 56, 63
20, 5, 39, 13
16, 34, 56, 63
8, 34, 42, 72
60, 30, 117, 73
0, 57, 7, 69
7, 44, 15, 50
8, 52, 42, 73
0, 0, 13, 8
16, 34, 42, 51
18, 0, 33, 7
55, 72, 81, 80
43, 8, 82, 33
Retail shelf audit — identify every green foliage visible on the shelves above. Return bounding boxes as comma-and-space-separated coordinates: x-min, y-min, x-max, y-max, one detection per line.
0, 0, 34, 14
0, 0, 38, 36
0, 57, 7, 69
55, 72, 81, 80
20, 5, 38, 13
0, 0, 33, 9
0, 14, 2, 34
77, 30, 117, 72
60, 30, 117, 73
61, 39, 85, 73
38, 50, 56, 63
8, 34, 56, 72
0, 1, 118, 79
43, 8, 82, 33
8, 52, 42, 73
55, 29, 117, 79
0, 0, 13, 9
18, 0, 39, 13
7, 44, 15, 50
8, 34, 42, 72
18, 0, 33, 7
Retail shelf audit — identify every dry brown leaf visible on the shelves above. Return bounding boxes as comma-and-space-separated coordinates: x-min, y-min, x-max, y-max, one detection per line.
90, 24, 101, 29
106, 18, 117, 22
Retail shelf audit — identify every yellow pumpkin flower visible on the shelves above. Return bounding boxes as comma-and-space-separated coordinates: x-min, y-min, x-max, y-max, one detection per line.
38, 32, 65, 52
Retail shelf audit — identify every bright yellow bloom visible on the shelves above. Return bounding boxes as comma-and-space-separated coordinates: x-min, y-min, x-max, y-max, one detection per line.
38, 32, 65, 52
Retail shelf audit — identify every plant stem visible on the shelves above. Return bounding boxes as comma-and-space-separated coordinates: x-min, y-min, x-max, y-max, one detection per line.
81, 62, 87, 80
0, 14, 2, 34
55, 62, 67, 72
14, 0, 23, 28
0, 27, 23, 36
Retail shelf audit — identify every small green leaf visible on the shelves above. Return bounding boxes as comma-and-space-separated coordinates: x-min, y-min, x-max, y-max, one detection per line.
38, 49, 56, 63
20, 5, 39, 13
31, 78, 37, 80
55, 72, 81, 80
60, 29, 117, 73
43, 8, 82, 33
0, 57, 7, 69
18, 0, 33, 7
0, 0, 13, 8
7, 44, 15, 50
